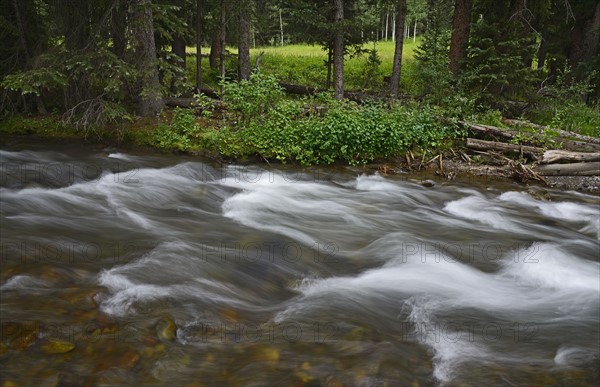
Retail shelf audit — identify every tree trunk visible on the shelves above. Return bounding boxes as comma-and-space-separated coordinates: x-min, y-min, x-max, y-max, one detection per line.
448, 0, 473, 74
279, 9, 284, 46
537, 23, 548, 72
392, 7, 396, 42
389, 0, 406, 98
333, 0, 344, 100
568, 1, 600, 87
219, 0, 226, 93
13, 0, 32, 59
326, 47, 333, 89
112, 0, 127, 60
196, 0, 203, 90
209, 25, 222, 69
568, 1, 598, 66
385, 11, 389, 40
130, 0, 163, 116
172, 35, 186, 70
171, 34, 186, 92
413, 19, 417, 43
238, 1, 251, 80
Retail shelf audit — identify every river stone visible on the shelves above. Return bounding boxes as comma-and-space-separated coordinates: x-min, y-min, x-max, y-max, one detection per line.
10, 328, 38, 351
119, 351, 140, 369
156, 317, 177, 341
421, 179, 436, 188
42, 340, 75, 354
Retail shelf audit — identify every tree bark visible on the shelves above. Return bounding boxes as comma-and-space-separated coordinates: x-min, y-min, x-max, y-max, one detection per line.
333, 0, 344, 100
448, 0, 473, 74
196, 0, 203, 90
238, 0, 251, 80
389, 0, 406, 98
209, 25, 222, 69
130, 0, 163, 117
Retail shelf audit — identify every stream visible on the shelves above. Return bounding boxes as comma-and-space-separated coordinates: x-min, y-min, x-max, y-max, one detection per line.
1, 137, 599, 386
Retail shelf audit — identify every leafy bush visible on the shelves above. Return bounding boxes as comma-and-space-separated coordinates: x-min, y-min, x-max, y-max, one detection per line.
205, 73, 461, 165
152, 107, 200, 150
221, 73, 284, 124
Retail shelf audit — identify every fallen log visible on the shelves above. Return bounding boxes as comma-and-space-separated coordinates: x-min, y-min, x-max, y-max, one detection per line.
459, 121, 517, 141
461, 121, 600, 152
541, 150, 600, 164
164, 97, 197, 108
164, 97, 225, 110
503, 119, 600, 146
466, 138, 544, 154
534, 162, 600, 176
278, 82, 322, 95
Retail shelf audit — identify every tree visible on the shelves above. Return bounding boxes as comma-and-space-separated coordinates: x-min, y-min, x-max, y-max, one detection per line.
448, 0, 473, 74
239, 0, 252, 80
130, 0, 163, 116
333, 0, 344, 99
389, 0, 407, 97
568, 0, 600, 82
196, 0, 203, 90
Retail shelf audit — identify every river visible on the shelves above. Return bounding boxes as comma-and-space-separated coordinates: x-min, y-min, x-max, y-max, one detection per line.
1, 137, 599, 386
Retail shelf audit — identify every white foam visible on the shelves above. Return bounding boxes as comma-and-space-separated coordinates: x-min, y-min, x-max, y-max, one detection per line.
500, 242, 600, 293
0, 275, 49, 290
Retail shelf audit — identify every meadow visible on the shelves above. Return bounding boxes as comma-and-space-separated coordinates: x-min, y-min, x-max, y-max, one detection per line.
186, 38, 422, 93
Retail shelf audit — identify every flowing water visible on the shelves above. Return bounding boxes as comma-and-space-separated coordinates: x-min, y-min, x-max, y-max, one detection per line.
1, 137, 599, 386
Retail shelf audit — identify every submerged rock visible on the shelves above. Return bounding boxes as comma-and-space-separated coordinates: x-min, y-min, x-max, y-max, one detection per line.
119, 351, 140, 369
156, 317, 177, 341
42, 339, 75, 354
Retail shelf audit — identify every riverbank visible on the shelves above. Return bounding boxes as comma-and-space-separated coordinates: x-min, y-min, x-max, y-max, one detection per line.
2, 126, 599, 196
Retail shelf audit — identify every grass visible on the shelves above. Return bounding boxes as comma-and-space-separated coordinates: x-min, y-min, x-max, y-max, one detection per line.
185, 38, 422, 92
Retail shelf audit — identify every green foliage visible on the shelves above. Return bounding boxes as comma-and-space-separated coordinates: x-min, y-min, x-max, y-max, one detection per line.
358, 46, 383, 90
528, 66, 600, 137
152, 107, 201, 150
461, 20, 537, 106
414, 0, 452, 103
203, 75, 460, 165
550, 103, 600, 138
221, 73, 284, 123
1, 67, 67, 96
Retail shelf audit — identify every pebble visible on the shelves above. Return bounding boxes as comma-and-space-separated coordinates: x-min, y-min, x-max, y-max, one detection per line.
157, 317, 177, 341
42, 340, 76, 354
119, 351, 140, 369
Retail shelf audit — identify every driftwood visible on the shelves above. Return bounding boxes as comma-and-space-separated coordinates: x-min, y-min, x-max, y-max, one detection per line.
461, 121, 600, 152
503, 119, 600, 146
541, 150, 600, 164
466, 138, 544, 154
534, 162, 600, 176
460, 121, 517, 141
